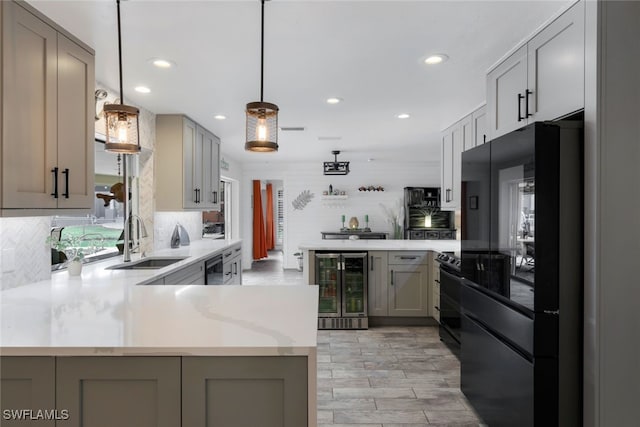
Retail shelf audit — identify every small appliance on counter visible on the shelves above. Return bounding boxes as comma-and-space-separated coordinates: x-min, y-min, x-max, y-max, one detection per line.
403, 187, 455, 239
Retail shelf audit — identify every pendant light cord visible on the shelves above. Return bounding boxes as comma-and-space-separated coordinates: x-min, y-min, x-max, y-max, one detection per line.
260, 0, 265, 102
116, 0, 124, 105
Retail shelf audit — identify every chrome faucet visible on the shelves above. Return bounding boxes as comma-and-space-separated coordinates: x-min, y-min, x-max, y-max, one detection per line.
123, 215, 148, 262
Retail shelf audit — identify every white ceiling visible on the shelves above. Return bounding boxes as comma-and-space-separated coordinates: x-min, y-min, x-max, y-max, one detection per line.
28, 0, 569, 165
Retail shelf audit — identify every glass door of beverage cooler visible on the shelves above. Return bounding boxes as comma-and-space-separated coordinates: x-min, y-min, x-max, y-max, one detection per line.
315, 253, 340, 317
342, 253, 368, 317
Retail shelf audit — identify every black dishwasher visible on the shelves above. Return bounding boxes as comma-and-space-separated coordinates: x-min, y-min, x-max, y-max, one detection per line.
204, 254, 224, 285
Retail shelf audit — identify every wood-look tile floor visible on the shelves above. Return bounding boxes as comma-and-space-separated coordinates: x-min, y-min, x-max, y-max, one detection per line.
317, 327, 485, 427
243, 252, 486, 426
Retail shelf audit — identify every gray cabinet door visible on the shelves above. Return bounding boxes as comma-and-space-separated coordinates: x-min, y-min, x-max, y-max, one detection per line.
56, 357, 180, 427
487, 45, 528, 140
183, 118, 199, 208
2, 1, 58, 209
0, 357, 56, 426
56, 33, 94, 209
367, 251, 388, 316
388, 263, 429, 317
527, 0, 584, 122
182, 356, 308, 427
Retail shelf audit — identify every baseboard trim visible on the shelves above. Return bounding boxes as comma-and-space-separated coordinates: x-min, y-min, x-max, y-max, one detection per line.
368, 316, 439, 327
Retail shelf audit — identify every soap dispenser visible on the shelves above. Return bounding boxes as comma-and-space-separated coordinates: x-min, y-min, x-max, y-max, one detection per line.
170, 224, 181, 248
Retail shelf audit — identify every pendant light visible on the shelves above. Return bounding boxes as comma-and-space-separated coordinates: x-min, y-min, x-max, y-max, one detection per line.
104, 0, 140, 154
245, 0, 279, 152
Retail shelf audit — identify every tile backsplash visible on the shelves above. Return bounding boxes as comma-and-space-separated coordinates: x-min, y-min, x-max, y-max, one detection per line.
153, 212, 203, 250
0, 217, 51, 290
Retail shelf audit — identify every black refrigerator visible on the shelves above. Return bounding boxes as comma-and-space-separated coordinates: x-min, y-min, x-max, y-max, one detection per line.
459, 121, 583, 427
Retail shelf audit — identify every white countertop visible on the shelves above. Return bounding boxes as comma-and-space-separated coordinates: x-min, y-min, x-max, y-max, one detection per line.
0, 239, 319, 356
298, 239, 460, 252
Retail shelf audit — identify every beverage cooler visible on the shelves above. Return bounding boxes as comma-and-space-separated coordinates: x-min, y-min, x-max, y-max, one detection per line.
315, 252, 368, 329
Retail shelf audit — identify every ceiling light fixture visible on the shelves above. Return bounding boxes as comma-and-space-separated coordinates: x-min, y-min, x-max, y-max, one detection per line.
326, 97, 342, 104
424, 54, 449, 65
104, 0, 140, 154
245, 0, 278, 152
152, 59, 173, 68
134, 86, 151, 93
214, 115, 227, 120
397, 113, 410, 119
324, 150, 350, 175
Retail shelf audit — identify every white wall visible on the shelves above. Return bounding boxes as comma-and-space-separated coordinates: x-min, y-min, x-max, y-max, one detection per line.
242, 160, 440, 270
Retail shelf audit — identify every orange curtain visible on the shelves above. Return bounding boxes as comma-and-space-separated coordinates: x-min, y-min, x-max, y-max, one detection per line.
265, 183, 275, 250
252, 180, 268, 260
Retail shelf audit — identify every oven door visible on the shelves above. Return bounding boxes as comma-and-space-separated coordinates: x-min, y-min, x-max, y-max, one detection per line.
439, 265, 463, 356
205, 254, 224, 285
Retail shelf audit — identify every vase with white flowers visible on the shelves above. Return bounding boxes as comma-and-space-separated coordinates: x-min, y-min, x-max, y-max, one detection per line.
46, 234, 85, 276
380, 199, 405, 239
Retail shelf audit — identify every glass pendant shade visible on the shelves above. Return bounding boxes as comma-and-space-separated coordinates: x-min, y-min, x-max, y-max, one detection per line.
245, 101, 279, 152
103, 103, 140, 153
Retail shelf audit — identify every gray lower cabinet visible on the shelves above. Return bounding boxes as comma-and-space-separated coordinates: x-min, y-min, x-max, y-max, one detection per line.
182, 356, 308, 427
1, 354, 307, 426
55, 357, 181, 427
368, 251, 389, 316
0, 357, 56, 426
164, 261, 205, 285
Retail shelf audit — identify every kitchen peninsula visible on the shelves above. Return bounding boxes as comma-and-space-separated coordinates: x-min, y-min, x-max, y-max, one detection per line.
0, 240, 319, 427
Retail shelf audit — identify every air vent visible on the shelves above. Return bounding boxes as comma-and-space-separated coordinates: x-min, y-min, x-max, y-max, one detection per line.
280, 126, 306, 132
318, 136, 342, 141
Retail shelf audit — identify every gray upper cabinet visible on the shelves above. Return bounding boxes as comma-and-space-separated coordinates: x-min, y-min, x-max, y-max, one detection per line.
156, 115, 221, 211
440, 115, 466, 210
487, 0, 584, 140
1, 0, 94, 213
472, 104, 487, 147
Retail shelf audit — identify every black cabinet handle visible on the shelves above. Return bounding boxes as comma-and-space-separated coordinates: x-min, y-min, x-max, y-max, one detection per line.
445, 189, 452, 203
233, 262, 237, 275
399, 256, 418, 260
435, 306, 440, 311
194, 189, 198, 203
213, 191, 218, 204
51, 167, 59, 198
390, 270, 394, 286
517, 93, 525, 122
525, 89, 533, 117
61, 168, 70, 199
370, 256, 374, 271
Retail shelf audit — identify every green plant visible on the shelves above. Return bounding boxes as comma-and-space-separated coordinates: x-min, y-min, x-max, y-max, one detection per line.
380, 198, 405, 239
46, 235, 85, 261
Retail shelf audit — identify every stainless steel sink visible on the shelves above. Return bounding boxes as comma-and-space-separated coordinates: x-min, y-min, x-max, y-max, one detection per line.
107, 257, 188, 270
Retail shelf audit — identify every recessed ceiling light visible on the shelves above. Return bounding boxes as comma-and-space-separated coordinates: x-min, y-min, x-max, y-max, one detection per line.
152, 59, 173, 68
397, 113, 411, 119
214, 115, 227, 120
134, 86, 151, 93
424, 54, 448, 65
326, 97, 342, 104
